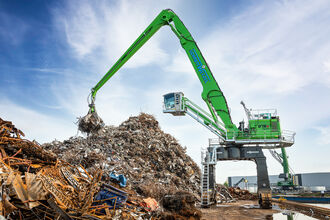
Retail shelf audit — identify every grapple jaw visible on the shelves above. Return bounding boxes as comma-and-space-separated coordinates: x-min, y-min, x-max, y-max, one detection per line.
77, 102, 104, 134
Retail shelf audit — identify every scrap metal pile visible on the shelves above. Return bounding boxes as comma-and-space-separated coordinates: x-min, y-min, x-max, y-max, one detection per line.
0, 117, 143, 219
228, 187, 258, 200
215, 184, 235, 203
43, 113, 201, 200
215, 184, 258, 204
0, 114, 201, 219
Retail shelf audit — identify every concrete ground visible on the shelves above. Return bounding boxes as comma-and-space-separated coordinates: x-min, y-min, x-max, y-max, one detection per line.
200, 200, 280, 220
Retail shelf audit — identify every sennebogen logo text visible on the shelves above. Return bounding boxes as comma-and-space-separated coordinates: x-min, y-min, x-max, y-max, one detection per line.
189, 48, 210, 83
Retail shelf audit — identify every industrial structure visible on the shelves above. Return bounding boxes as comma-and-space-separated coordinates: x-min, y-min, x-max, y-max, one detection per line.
78, 9, 296, 209
228, 172, 330, 192
269, 148, 298, 190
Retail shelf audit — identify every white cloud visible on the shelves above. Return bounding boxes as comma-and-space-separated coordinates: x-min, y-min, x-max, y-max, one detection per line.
314, 126, 330, 145
168, 0, 330, 95
0, 98, 76, 143
324, 60, 330, 72
53, 0, 180, 70
62, 1, 101, 57
323, 60, 330, 86
165, 0, 330, 135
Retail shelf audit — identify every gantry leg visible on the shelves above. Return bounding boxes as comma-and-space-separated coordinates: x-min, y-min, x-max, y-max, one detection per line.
215, 146, 272, 209
255, 156, 272, 209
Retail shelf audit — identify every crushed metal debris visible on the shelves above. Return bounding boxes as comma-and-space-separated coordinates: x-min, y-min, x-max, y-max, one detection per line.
161, 191, 201, 219
77, 111, 104, 135
227, 187, 258, 201
214, 184, 257, 204
0, 114, 201, 219
44, 113, 201, 201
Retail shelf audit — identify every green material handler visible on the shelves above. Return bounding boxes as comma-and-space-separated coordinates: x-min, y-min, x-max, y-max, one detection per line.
78, 9, 296, 208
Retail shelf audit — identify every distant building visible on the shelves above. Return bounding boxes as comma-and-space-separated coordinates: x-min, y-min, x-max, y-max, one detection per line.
228, 172, 330, 193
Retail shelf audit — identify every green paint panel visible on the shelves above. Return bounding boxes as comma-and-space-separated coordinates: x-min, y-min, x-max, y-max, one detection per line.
89, 9, 236, 132
88, 9, 288, 143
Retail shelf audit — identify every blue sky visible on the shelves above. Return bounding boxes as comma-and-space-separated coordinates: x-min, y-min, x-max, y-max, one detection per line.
1, 0, 330, 183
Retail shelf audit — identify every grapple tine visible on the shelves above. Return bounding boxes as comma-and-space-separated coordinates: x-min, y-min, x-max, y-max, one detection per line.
77, 111, 104, 134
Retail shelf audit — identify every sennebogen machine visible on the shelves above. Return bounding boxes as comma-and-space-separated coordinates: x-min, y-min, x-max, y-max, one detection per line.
79, 9, 296, 208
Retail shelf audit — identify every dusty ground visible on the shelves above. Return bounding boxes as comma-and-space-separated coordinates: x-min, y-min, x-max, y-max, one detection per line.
200, 200, 280, 220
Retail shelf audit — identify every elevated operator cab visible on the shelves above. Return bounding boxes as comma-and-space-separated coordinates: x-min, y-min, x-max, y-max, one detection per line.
163, 92, 185, 116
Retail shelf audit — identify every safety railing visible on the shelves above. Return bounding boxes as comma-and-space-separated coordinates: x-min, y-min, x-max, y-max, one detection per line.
209, 129, 295, 148
281, 130, 296, 143
201, 147, 217, 164
209, 138, 224, 146
225, 130, 295, 142
250, 109, 277, 119
184, 98, 226, 130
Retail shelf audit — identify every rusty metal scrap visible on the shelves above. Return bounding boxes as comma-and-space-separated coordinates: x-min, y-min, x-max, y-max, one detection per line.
0, 117, 159, 219
0, 117, 57, 163
160, 191, 202, 219
215, 184, 235, 204
228, 187, 258, 200
0, 117, 24, 138
60, 166, 82, 191
38, 173, 76, 209
0, 114, 203, 219
0, 161, 150, 219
